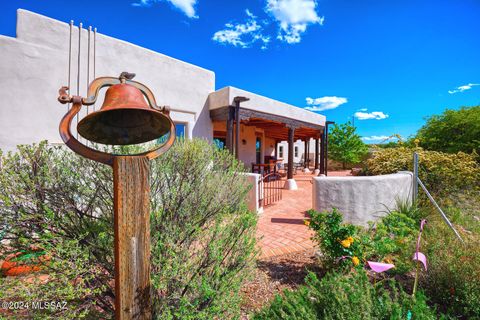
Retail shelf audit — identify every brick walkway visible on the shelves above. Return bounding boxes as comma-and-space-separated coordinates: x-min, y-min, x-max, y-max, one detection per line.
257, 170, 352, 258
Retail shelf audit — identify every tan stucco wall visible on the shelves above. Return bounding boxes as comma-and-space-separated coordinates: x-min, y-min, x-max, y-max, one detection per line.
0, 9, 215, 152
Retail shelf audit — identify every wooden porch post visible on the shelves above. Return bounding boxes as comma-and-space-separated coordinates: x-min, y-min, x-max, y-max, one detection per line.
274, 141, 278, 158
287, 127, 295, 180
304, 140, 308, 169
226, 106, 234, 154
320, 130, 325, 174
234, 103, 240, 159
314, 138, 319, 170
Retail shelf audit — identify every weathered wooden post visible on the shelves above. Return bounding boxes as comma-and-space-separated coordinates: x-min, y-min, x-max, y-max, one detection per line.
57, 72, 176, 319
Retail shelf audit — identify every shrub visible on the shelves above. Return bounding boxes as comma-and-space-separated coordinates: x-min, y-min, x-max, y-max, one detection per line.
366, 147, 480, 196
254, 270, 437, 320
423, 218, 480, 318
307, 209, 363, 269
0, 139, 257, 319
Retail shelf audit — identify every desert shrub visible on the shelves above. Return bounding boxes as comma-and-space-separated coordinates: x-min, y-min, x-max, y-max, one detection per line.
254, 270, 436, 320
416, 106, 480, 154
423, 218, 480, 318
0, 139, 257, 319
364, 211, 417, 274
366, 147, 480, 196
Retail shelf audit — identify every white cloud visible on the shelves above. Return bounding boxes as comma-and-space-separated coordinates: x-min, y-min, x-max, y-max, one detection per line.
354, 110, 389, 120
448, 83, 479, 94
358, 108, 368, 112
266, 0, 324, 44
132, 0, 198, 18
212, 10, 270, 49
304, 96, 348, 112
361, 135, 394, 142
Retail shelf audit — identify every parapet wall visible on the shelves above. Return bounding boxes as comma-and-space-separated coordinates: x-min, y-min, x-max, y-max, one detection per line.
312, 172, 413, 226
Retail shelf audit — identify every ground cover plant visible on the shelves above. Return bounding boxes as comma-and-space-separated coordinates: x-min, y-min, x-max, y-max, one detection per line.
0, 139, 257, 319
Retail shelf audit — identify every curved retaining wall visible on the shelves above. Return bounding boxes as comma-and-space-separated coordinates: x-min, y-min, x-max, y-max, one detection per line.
312, 172, 413, 226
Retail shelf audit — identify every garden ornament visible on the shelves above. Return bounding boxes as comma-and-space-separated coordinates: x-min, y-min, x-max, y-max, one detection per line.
412, 219, 427, 296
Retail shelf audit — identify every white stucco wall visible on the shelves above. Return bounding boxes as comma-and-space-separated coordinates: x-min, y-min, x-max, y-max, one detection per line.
0, 9, 215, 152
208, 86, 326, 127
277, 139, 314, 164
244, 173, 262, 214
312, 172, 413, 226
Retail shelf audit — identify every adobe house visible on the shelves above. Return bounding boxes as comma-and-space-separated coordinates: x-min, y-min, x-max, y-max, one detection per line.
0, 9, 328, 190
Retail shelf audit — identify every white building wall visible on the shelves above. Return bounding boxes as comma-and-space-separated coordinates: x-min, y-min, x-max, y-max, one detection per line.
277, 138, 317, 164
0, 9, 215, 152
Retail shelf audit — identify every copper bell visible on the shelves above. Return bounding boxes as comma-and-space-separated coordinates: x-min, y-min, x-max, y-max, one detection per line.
77, 83, 171, 145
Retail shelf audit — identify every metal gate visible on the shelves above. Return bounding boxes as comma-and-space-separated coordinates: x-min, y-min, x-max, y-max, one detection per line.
259, 173, 283, 207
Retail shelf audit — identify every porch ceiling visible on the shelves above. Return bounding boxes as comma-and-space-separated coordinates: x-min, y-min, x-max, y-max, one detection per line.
210, 107, 323, 141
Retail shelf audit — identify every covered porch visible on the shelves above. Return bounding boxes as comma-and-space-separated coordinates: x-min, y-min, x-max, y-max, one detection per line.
208, 86, 328, 190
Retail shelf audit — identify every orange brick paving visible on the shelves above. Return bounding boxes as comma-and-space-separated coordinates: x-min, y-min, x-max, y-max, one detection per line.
257, 170, 352, 258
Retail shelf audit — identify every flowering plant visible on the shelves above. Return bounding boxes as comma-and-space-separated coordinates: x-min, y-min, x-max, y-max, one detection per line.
306, 209, 363, 268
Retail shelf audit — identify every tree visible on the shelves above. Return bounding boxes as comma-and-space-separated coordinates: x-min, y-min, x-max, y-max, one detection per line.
328, 122, 368, 169
416, 106, 480, 154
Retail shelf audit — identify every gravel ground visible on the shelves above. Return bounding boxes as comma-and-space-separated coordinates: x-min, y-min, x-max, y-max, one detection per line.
240, 249, 320, 319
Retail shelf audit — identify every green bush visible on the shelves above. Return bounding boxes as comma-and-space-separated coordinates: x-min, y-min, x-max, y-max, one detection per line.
0, 139, 257, 319
364, 211, 417, 274
423, 219, 480, 318
254, 270, 437, 320
416, 106, 480, 154
366, 147, 480, 196
307, 209, 363, 269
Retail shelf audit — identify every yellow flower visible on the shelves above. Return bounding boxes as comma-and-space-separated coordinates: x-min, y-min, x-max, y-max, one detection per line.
346, 236, 354, 244
352, 256, 360, 266
304, 220, 310, 226
340, 239, 351, 248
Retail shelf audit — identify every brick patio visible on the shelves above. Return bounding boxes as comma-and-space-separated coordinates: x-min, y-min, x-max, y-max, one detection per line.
257, 170, 351, 258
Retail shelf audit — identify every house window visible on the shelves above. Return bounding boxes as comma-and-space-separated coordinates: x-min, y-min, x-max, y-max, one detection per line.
294, 146, 298, 158
175, 123, 186, 139
157, 123, 186, 144
256, 137, 262, 164
279, 146, 284, 158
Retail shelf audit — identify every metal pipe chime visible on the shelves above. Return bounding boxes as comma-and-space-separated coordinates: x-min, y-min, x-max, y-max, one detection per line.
61, 21, 174, 320
66, 21, 98, 141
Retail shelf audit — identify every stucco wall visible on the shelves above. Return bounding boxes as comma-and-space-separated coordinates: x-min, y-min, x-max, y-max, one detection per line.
244, 173, 262, 214
312, 172, 413, 226
277, 139, 312, 164
0, 9, 215, 152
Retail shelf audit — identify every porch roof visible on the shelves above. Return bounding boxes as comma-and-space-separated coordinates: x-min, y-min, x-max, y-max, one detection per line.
208, 87, 326, 140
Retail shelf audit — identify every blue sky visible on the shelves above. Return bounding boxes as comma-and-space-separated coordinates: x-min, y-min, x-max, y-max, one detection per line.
1, 0, 479, 143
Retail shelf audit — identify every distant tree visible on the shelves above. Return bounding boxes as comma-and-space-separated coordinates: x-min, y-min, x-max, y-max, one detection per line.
328, 122, 368, 169
416, 106, 480, 153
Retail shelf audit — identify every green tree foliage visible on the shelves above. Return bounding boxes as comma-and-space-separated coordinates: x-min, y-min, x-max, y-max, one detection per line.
416, 106, 480, 153
0, 139, 257, 319
329, 122, 368, 169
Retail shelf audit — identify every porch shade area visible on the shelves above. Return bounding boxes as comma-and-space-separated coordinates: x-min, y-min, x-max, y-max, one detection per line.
210, 106, 325, 179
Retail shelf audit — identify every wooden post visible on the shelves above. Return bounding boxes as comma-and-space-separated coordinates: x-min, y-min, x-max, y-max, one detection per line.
304, 140, 308, 169
320, 130, 325, 174
314, 138, 319, 170
226, 106, 234, 154
113, 156, 152, 320
287, 127, 295, 179
234, 102, 240, 159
